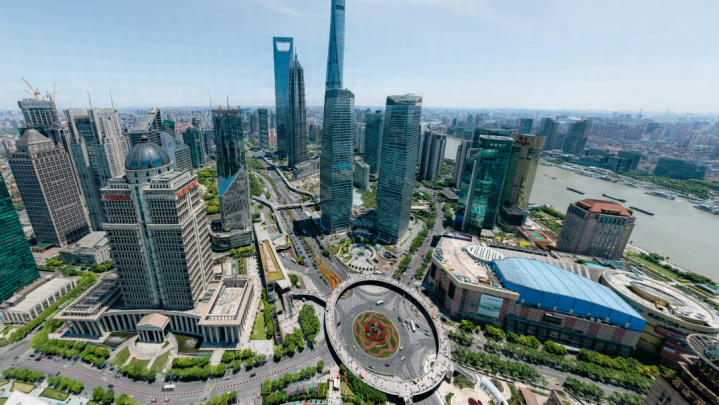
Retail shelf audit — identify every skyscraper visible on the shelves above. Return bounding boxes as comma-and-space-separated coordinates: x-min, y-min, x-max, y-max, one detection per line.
562, 119, 590, 155
258, 108, 269, 150
160, 131, 192, 171
0, 177, 39, 302
375, 94, 422, 244
500, 134, 545, 209
453, 140, 471, 188
273, 37, 293, 159
103, 136, 212, 309
9, 127, 90, 246
557, 199, 635, 260
287, 54, 307, 168
325, 0, 345, 90
128, 108, 164, 147
454, 135, 513, 235
212, 108, 245, 188
538, 117, 558, 150
210, 166, 253, 250
183, 124, 205, 168
419, 130, 447, 182
364, 110, 383, 174
355, 123, 365, 154
320, 88, 355, 234
18, 98, 59, 130
517, 118, 533, 134
65, 108, 129, 231
472, 128, 512, 147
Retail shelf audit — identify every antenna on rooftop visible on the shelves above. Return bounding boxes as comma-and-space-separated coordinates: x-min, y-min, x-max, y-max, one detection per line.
87, 90, 93, 109
226, 96, 229, 108
109, 90, 115, 110
209, 91, 212, 111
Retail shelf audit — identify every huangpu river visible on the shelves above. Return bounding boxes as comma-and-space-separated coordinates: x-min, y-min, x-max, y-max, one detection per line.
443, 136, 719, 278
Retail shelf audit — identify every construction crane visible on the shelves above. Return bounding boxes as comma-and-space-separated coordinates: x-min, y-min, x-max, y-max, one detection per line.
45, 83, 66, 104
22, 78, 42, 100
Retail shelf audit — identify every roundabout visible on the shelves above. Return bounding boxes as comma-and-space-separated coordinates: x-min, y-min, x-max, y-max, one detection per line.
293, 275, 452, 403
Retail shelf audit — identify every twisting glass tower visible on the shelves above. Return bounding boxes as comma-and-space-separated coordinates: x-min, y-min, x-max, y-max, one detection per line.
325, 0, 345, 90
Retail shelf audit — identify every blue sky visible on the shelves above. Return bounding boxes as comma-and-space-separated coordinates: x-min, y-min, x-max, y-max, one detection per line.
2, 0, 717, 112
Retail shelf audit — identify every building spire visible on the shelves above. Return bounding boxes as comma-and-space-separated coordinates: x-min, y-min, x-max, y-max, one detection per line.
325, 0, 345, 90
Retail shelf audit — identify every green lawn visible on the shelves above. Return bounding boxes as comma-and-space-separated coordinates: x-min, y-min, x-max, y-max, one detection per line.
356, 188, 377, 209
110, 347, 131, 366
40, 388, 69, 401
0, 380, 9, 387
251, 309, 267, 340
11, 381, 35, 393
88, 401, 101, 405
150, 350, 171, 373
132, 359, 151, 369
625, 252, 687, 281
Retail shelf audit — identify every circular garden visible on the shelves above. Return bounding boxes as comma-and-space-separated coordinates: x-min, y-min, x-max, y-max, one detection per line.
352, 312, 400, 358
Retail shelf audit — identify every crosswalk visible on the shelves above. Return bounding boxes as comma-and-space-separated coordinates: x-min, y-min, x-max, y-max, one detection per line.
411, 347, 426, 375
338, 290, 368, 313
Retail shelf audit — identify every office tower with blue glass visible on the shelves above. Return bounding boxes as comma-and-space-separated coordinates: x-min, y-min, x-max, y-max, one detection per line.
320, 89, 355, 234
375, 94, 423, 244
0, 178, 39, 302
454, 135, 514, 235
500, 134, 545, 210
210, 165, 253, 250
517, 118, 533, 134
273, 37, 293, 159
212, 108, 245, 188
65, 108, 129, 231
128, 108, 165, 147
325, 0, 345, 90
364, 110, 383, 174
538, 117, 558, 150
419, 130, 447, 182
562, 119, 590, 155
183, 124, 205, 168
258, 108, 269, 150
287, 54, 307, 168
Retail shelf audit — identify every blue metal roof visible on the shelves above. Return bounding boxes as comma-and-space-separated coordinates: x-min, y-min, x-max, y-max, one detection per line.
218, 166, 244, 196
125, 136, 171, 170
493, 258, 646, 332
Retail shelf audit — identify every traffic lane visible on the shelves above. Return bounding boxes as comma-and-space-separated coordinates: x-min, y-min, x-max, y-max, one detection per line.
0, 337, 33, 370
22, 348, 334, 402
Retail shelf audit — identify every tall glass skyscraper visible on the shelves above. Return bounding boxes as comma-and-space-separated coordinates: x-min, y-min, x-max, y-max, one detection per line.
183, 124, 205, 168
0, 177, 39, 302
375, 94, 422, 244
454, 135, 513, 235
538, 117, 558, 150
287, 54, 307, 168
212, 108, 245, 188
325, 0, 345, 90
364, 110, 383, 174
320, 89, 354, 234
517, 118, 533, 134
273, 37, 293, 159
258, 108, 269, 150
65, 108, 129, 231
562, 119, 590, 155
500, 134, 545, 210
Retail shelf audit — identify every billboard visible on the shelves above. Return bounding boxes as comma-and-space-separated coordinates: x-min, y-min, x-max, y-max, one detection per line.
477, 294, 504, 318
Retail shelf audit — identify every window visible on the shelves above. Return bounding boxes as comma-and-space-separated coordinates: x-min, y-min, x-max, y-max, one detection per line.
447, 282, 456, 300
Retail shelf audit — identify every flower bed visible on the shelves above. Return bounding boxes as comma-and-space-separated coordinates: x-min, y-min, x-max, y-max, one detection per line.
352, 312, 399, 358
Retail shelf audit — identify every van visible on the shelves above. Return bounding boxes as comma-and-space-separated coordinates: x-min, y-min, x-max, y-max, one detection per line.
400, 356, 405, 361
400, 346, 403, 351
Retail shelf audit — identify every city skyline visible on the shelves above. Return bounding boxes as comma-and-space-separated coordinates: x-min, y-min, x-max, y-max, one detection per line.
2, 1, 718, 112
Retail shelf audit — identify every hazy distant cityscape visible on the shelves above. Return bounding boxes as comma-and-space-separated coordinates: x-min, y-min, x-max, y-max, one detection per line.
1, 2, 718, 405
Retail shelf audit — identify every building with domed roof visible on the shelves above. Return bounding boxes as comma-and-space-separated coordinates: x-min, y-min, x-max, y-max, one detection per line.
100, 135, 212, 309
8, 126, 90, 247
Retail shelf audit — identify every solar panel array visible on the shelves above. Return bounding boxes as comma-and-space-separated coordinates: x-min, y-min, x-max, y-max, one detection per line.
493, 258, 646, 332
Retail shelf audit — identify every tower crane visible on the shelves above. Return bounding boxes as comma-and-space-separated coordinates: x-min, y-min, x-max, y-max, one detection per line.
45, 83, 66, 104
22, 78, 42, 100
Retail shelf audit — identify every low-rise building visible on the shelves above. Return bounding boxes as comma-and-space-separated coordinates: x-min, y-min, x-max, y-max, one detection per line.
293, 159, 319, 179
602, 271, 719, 367
59, 231, 111, 266
0, 275, 77, 324
426, 235, 646, 356
57, 273, 256, 344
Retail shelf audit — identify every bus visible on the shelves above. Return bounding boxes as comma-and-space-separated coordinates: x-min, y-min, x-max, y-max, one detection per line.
410, 321, 416, 332
162, 385, 175, 391
376, 300, 384, 305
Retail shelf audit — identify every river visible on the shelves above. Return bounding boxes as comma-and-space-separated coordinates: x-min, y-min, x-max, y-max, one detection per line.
442, 135, 718, 278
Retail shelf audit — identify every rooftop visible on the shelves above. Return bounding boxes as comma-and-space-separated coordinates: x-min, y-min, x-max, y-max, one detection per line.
603, 271, 719, 329
434, 236, 490, 283
137, 313, 170, 328
495, 258, 646, 332
575, 199, 632, 217
2, 276, 76, 313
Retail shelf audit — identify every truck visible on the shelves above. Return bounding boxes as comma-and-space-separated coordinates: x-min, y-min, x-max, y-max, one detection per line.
410, 321, 416, 332
376, 300, 384, 305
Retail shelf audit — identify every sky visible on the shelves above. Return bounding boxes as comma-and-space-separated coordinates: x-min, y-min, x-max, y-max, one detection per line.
2, 0, 718, 113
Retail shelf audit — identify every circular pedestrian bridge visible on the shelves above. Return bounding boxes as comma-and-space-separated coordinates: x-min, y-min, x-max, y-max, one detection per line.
292, 275, 452, 402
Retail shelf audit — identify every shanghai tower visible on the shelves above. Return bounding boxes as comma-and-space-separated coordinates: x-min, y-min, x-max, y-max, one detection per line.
325, 0, 345, 90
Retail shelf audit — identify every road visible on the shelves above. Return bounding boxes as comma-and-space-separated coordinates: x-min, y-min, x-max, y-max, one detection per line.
400, 188, 445, 286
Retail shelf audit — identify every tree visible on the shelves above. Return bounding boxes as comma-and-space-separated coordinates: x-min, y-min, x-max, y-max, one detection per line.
116, 394, 128, 405
321, 250, 330, 257
59, 376, 71, 390
221, 351, 235, 363
286, 343, 296, 355
459, 320, 475, 332
102, 390, 116, 405
262, 380, 272, 395
544, 340, 568, 356
317, 360, 324, 373
484, 325, 505, 341
273, 348, 282, 360
93, 386, 105, 401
